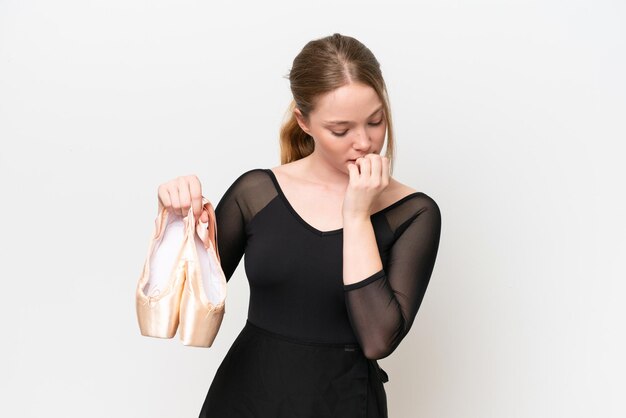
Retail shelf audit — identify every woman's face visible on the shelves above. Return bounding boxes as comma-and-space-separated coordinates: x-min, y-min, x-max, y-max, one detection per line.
295, 82, 387, 172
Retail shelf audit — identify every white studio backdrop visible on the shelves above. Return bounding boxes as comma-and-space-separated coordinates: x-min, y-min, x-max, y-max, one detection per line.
1, 0, 624, 417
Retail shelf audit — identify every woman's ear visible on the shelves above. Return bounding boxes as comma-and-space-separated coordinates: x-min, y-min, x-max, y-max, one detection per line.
294, 108, 311, 135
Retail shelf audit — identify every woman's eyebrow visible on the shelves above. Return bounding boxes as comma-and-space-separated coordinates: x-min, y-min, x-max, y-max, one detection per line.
324, 106, 383, 125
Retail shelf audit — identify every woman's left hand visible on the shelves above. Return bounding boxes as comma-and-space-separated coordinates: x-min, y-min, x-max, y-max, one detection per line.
342, 154, 390, 219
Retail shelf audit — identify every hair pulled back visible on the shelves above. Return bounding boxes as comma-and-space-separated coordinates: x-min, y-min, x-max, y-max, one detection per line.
279, 33, 396, 174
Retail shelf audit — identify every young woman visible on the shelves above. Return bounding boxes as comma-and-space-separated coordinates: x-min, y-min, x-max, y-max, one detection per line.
157, 33, 442, 418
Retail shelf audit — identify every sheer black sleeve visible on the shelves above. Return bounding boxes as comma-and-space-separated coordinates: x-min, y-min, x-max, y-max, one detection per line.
343, 194, 442, 360
212, 169, 277, 282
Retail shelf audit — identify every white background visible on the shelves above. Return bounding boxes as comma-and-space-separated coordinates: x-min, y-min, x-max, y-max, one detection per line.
1, 0, 624, 417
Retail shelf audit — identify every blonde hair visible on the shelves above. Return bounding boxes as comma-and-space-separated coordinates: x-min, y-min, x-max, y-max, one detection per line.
279, 33, 396, 175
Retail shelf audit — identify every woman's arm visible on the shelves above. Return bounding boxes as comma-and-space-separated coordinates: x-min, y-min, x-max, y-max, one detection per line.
343, 197, 442, 360
213, 175, 249, 282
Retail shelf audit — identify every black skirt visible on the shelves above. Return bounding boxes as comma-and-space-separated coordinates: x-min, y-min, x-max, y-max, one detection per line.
199, 319, 389, 418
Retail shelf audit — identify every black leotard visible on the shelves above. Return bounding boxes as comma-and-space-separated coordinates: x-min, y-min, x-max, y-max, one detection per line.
213, 168, 442, 360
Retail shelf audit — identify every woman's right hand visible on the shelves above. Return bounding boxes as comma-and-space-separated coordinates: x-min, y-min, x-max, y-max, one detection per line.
157, 175, 209, 223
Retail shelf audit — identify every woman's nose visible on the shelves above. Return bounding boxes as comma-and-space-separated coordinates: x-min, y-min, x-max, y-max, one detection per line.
352, 127, 371, 150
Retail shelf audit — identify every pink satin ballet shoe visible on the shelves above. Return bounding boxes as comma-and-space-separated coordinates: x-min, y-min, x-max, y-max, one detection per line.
135, 205, 190, 339
178, 197, 227, 347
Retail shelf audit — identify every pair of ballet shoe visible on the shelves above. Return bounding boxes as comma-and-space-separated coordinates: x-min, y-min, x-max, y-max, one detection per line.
135, 197, 227, 347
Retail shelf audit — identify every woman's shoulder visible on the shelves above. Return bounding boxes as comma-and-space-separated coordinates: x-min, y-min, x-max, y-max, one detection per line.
385, 177, 440, 218
376, 177, 420, 209
267, 160, 303, 178
388, 177, 418, 196
221, 167, 275, 196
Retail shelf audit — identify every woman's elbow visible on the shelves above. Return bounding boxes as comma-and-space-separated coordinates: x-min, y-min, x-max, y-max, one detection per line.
362, 341, 395, 360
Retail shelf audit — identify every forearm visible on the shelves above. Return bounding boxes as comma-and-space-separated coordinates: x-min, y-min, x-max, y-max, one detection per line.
342, 216, 383, 286
342, 215, 396, 359
342, 195, 442, 359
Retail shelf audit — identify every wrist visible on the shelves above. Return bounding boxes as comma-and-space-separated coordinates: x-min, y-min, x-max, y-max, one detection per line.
342, 213, 371, 227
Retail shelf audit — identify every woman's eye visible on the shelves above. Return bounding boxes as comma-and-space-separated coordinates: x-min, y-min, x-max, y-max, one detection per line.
331, 120, 382, 136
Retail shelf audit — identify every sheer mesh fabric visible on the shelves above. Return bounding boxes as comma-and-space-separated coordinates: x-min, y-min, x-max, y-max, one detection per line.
342, 197, 442, 359
213, 169, 278, 281
213, 168, 441, 360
